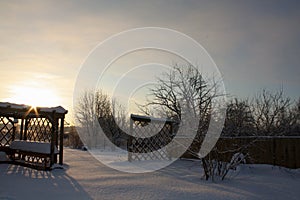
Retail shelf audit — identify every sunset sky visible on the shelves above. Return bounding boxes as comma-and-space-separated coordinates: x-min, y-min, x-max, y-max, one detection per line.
0, 0, 299, 123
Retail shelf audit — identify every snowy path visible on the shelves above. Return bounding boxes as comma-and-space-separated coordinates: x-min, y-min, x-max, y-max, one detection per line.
1, 148, 300, 200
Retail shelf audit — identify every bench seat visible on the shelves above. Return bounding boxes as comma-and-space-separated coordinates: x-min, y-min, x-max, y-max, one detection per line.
10, 140, 58, 154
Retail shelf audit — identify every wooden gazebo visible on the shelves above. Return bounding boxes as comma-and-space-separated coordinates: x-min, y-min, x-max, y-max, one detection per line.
0, 102, 67, 170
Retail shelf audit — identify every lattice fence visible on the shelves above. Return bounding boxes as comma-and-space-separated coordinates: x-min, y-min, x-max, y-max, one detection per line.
128, 115, 177, 161
0, 116, 15, 146
25, 118, 53, 142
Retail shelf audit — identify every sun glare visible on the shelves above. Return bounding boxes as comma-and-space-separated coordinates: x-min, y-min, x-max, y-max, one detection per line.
6, 85, 60, 107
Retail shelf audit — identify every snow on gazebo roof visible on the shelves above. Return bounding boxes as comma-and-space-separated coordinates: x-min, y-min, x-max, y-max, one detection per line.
0, 102, 29, 110
0, 102, 68, 118
130, 114, 178, 124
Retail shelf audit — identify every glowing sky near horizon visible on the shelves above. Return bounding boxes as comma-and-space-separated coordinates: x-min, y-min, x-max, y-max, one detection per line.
0, 0, 299, 122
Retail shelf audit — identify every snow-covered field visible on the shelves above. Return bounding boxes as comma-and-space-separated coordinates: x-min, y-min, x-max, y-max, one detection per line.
1, 148, 299, 200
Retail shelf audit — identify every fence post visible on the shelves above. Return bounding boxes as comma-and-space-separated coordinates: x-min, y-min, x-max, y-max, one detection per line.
272, 138, 276, 166
128, 117, 133, 162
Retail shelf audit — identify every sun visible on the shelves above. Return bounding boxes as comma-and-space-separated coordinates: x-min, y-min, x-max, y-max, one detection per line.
6, 85, 60, 107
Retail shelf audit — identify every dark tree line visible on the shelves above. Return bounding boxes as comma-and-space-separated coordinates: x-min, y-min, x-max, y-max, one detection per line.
223, 90, 299, 137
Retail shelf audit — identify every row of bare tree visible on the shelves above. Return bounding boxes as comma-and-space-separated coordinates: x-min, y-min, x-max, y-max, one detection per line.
223, 90, 299, 136
141, 64, 299, 137
74, 64, 299, 148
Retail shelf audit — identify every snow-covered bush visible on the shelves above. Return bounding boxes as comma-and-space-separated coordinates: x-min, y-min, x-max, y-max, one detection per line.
200, 147, 249, 181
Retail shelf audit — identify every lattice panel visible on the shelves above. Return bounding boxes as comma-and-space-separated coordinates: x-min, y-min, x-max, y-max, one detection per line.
26, 118, 52, 142
14, 153, 50, 168
0, 116, 14, 146
129, 148, 170, 161
128, 118, 174, 161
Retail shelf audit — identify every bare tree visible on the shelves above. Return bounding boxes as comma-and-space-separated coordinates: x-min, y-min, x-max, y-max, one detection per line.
290, 98, 300, 135
75, 90, 101, 148
143, 64, 222, 136
252, 89, 292, 136
111, 98, 129, 133
141, 64, 232, 180
222, 98, 255, 137
75, 89, 128, 149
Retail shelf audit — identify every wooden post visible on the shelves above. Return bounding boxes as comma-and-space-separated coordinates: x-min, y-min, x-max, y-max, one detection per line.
59, 117, 64, 165
20, 118, 24, 140
168, 122, 174, 160
50, 111, 56, 167
24, 118, 29, 140
11, 118, 16, 142
54, 118, 59, 164
128, 117, 133, 162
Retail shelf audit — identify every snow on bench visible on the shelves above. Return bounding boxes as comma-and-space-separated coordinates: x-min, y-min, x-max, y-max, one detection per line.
10, 140, 58, 155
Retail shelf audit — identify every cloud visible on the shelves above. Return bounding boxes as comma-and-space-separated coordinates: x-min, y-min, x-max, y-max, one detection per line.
0, 0, 299, 110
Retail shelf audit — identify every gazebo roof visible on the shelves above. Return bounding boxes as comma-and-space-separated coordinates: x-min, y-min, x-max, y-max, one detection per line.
0, 102, 68, 119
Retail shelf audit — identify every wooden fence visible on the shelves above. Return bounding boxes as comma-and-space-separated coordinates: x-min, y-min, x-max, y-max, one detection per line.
181, 137, 300, 169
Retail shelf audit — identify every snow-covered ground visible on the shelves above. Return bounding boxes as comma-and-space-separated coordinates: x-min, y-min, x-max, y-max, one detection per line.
0, 148, 299, 200
89, 149, 178, 173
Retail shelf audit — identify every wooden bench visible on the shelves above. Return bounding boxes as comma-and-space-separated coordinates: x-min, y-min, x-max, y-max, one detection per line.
9, 140, 59, 170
